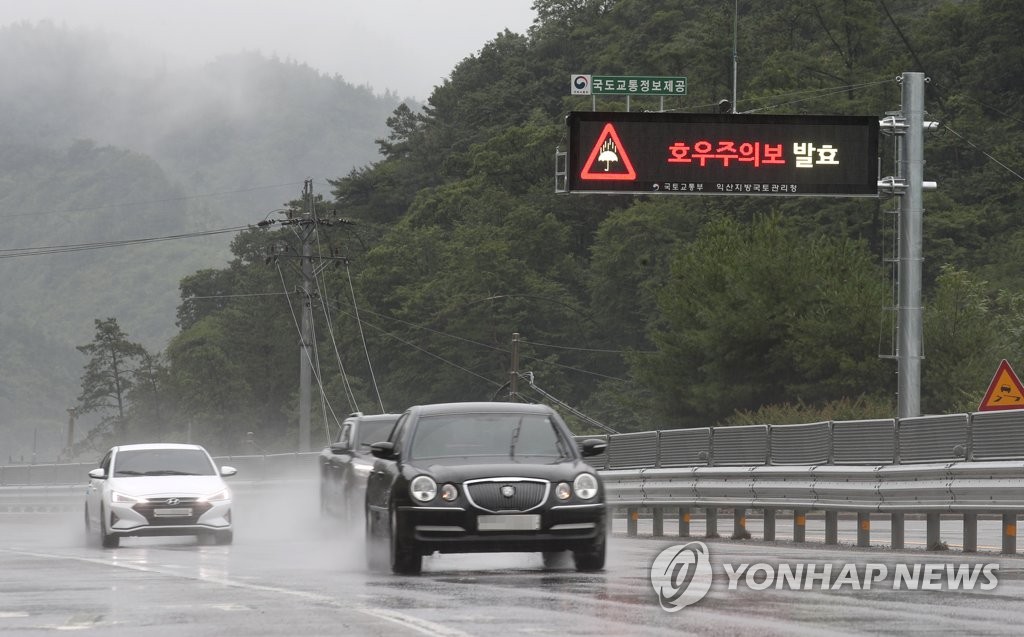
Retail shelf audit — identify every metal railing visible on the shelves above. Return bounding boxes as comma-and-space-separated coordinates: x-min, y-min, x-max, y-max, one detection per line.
588, 409, 1024, 554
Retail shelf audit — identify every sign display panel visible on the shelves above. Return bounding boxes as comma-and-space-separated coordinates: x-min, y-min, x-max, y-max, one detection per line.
566, 111, 879, 197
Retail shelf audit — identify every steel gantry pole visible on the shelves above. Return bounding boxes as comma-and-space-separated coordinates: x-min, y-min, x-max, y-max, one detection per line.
880, 72, 936, 418
898, 72, 925, 419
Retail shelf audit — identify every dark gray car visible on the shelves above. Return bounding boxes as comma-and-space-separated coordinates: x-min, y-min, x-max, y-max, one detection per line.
319, 412, 400, 522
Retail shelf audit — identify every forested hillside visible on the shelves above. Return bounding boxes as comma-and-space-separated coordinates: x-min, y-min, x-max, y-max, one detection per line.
15, 0, 1024, 458
0, 22, 402, 460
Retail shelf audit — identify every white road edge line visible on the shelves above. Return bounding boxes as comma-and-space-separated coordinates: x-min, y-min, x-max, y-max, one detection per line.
0, 548, 472, 637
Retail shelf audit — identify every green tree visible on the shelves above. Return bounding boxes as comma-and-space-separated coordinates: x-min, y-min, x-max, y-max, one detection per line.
74, 318, 149, 444
922, 266, 1024, 414
635, 214, 890, 427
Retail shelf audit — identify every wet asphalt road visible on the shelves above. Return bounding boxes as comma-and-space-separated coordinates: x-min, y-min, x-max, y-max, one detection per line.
2, 484, 1024, 636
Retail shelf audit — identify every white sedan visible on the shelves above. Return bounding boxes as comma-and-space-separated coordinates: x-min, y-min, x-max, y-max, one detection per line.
85, 443, 236, 548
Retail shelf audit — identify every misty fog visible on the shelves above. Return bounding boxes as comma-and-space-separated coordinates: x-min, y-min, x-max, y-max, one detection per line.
0, 21, 401, 461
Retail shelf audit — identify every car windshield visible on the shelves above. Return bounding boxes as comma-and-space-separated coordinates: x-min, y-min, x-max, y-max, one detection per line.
356, 418, 399, 449
113, 449, 216, 477
409, 413, 569, 461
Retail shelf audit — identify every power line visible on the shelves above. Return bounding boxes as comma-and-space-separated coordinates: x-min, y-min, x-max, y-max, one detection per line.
187, 292, 290, 300
940, 124, 1024, 182
0, 182, 304, 220
528, 340, 656, 354
0, 226, 249, 259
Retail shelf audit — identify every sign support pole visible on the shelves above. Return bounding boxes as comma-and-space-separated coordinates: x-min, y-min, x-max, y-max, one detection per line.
897, 72, 925, 419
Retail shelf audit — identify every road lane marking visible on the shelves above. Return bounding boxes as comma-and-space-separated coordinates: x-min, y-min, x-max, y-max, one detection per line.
0, 547, 471, 637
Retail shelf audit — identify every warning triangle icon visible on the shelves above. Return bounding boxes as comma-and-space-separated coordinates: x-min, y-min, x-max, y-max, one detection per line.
979, 359, 1024, 411
580, 123, 637, 181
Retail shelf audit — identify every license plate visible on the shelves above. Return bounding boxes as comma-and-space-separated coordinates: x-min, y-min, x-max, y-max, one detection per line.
477, 514, 541, 532
154, 508, 192, 517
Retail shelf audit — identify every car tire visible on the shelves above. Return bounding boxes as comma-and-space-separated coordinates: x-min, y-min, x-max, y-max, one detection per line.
100, 508, 120, 549
215, 530, 234, 545
389, 508, 422, 575
365, 509, 388, 571
572, 537, 605, 572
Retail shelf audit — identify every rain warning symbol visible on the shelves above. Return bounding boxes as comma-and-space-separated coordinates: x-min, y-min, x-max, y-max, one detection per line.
580, 123, 637, 181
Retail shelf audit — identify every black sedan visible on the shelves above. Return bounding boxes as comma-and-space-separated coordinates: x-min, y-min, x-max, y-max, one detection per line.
364, 402, 607, 574
319, 412, 400, 522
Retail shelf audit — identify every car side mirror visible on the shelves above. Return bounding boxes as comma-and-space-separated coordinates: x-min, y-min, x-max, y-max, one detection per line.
88, 468, 106, 479
580, 439, 608, 457
369, 441, 396, 459
220, 466, 237, 477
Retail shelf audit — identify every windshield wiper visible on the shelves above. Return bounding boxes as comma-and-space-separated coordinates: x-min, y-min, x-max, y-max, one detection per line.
509, 418, 523, 459
143, 470, 197, 476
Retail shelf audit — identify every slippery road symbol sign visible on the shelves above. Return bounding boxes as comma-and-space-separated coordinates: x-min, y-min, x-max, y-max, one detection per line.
979, 359, 1024, 411
580, 123, 637, 181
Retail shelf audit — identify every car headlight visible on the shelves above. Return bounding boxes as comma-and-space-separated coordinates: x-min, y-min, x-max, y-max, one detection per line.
440, 483, 458, 502
111, 491, 145, 504
410, 475, 437, 503
555, 482, 572, 500
573, 473, 599, 500
198, 488, 231, 502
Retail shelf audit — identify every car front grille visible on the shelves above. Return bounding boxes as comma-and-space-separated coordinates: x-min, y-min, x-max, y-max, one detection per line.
132, 497, 213, 525
464, 478, 549, 513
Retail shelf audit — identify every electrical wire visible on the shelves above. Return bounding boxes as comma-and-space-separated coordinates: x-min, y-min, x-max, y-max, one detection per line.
0, 182, 304, 220
343, 262, 386, 412
527, 340, 656, 354
0, 226, 249, 259
939, 124, 1024, 182
324, 304, 502, 387
739, 78, 894, 114
275, 262, 351, 444
302, 198, 361, 415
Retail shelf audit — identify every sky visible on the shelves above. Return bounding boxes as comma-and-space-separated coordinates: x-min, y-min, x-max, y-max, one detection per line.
0, 0, 538, 100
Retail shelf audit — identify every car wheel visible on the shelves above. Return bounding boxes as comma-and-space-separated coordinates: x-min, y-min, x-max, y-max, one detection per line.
365, 509, 388, 571
215, 530, 234, 545
572, 537, 605, 572
389, 508, 421, 575
100, 507, 120, 549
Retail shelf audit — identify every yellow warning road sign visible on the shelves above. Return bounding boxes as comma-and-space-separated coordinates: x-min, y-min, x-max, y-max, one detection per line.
979, 359, 1024, 411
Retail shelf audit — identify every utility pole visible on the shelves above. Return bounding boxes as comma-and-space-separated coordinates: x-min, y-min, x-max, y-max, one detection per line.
258, 180, 352, 452
297, 180, 315, 453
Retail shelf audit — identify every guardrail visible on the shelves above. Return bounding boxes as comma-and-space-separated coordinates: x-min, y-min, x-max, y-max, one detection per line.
601, 461, 1024, 555
580, 410, 1024, 470
586, 409, 1024, 555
